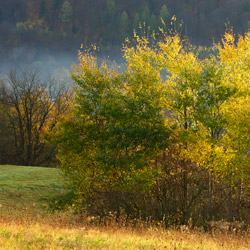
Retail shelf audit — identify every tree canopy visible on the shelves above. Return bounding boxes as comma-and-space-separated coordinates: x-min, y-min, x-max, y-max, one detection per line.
52, 29, 250, 225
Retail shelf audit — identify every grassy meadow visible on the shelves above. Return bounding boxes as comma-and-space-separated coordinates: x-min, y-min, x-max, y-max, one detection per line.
0, 165, 249, 250
0, 165, 65, 215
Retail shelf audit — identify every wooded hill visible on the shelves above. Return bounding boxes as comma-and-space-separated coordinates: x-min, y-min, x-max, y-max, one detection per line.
1, 0, 250, 52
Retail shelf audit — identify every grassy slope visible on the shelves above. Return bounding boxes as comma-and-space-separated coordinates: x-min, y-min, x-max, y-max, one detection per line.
0, 165, 65, 214
0, 165, 249, 250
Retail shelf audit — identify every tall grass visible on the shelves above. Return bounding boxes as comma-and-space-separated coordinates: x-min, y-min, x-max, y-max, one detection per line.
0, 165, 249, 249
0, 214, 249, 250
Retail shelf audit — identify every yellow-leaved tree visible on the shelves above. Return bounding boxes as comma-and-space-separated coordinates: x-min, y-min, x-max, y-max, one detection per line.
52, 29, 250, 226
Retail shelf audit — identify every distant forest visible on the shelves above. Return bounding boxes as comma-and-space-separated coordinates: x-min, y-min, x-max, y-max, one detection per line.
1, 0, 250, 53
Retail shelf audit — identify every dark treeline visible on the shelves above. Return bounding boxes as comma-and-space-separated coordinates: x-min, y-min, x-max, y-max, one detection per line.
0, 68, 71, 166
1, 0, 250, 53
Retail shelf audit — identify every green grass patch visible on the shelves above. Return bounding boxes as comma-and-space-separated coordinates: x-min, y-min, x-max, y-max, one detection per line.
0, 165, 65, 214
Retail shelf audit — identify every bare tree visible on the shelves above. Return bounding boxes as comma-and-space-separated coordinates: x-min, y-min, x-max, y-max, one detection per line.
0, 67, 71, 166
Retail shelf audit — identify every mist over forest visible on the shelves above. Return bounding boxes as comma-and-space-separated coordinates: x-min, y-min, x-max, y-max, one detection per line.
0, 46, 75, 79
1, 0, 250, 76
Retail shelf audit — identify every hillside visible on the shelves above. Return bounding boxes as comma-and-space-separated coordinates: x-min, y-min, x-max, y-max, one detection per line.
0, 165, 65, 214
0, 0, 250, 54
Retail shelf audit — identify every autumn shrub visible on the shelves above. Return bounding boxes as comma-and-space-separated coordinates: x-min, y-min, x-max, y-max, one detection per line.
52, 30, 250, 227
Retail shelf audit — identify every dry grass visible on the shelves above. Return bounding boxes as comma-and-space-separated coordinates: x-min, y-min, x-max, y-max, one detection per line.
0, 165, 249, 249
0, 212, 249, 250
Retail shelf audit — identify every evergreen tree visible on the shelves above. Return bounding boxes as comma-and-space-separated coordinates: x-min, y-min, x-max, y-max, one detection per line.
61, 1, 73, 23
133, 12, 140, 30
141, 5, 151, 24
149, 13, 158, 31
159, 4, 170, 24
120, 11, 129, 37
106, 0, 116, 16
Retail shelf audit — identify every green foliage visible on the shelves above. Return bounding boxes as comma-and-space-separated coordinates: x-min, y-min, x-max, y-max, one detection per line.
16, 19, 47, 33
159, 4, 170, 24
141, 5, 151, 24
149, 14, 158, 31
61, 1, 73, 23
54, 38, 170, 217
48, 190, 77, 212
50, 29, 250, 224
106, 0, 116, 16
119, 11, 129, 38
133, 12, 140, 30
3, 0, 250, 51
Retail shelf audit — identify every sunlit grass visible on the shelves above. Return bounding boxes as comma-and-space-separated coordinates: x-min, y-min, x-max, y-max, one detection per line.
0, 165, 249, 249
0, 220, 249, 250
